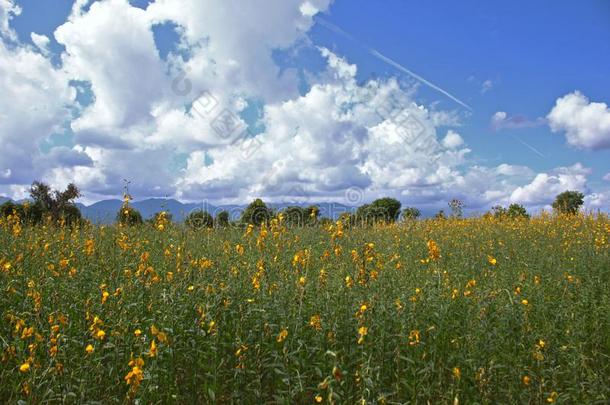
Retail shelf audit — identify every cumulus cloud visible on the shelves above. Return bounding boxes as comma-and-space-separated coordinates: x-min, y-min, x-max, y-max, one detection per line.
604, 173, 610, 182
442, 130, 464, 149
509, 163, 590, 207
0, 0, 608, 214
547, 91, 610, 150
30, 32, 50, 55
0, 38, 74, 185
0, 0, 20, 40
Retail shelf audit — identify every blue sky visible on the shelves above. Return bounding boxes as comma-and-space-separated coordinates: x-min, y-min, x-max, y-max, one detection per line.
0, 0, 609, 211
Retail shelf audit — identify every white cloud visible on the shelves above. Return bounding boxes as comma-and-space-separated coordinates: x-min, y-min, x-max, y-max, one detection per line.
55, 0, 167, 143
547, 91, 610, 150
30, 33, 50, 55
0, 39, 74, 185
603, 173, 610, 182
0, 0, 20, 40
509, 163, 590, 206
442, 130, 464, 149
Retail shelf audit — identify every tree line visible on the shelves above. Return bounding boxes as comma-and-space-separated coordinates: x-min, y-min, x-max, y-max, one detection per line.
0, 181, 588, 228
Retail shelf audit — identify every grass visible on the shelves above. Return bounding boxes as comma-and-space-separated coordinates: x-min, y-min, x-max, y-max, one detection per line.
0, 212, 609, 403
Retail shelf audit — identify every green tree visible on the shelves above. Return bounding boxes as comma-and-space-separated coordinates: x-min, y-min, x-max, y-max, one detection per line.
507, 203, 529, 219
215, 211, 230, 228
0, 201, 25, 219
240, 199, 272, 226
117, 206, 143, 226
552, 191, 585, 215
402, 207, 421, 220
148, 211, 173, 224
283, 206, 306, 227
29, 181, 82, 225
434, 210, 447, 220
356, 198, 402, 224
304, 205, 320, 225
186, 210, 214, 229
491, 204, 529, 220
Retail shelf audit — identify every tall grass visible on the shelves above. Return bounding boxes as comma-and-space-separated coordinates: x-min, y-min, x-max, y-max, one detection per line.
0, 213, 608, 403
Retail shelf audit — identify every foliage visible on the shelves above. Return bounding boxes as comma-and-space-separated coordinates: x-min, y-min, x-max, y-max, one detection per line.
491, 204, 529, 220
281, 205, 320, 227
27, 181, 82, 225
215, 211, 230, 228
0, 213, 608, 403
552, 191, 585, 215
402, 207, 421, 220
240, 199, 272, 226
116, 205, 143, 226
185, 210, 214, 229
434, 209, 447, 220
356, 198, 402, 224
148, 211, 173, 225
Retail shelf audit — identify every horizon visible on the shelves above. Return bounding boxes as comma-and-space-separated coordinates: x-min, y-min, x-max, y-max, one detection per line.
0, 1, 609, 213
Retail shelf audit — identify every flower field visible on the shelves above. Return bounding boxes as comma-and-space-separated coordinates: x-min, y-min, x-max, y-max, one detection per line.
1, 213, 609, 403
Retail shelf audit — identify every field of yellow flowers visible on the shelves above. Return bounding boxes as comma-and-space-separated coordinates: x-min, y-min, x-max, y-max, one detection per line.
1, 212, 609, 404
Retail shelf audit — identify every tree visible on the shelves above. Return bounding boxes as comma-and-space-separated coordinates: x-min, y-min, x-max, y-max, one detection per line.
491, 204, 529, 220
186, 210, 214, 229
402, 207, 421, 221
448, 199, 464, 218
507, 203, 529, 219
356, 198, 402, 225
29, 181, 82, 225
0, 201, 25, 219
338, 212, 355, 228
283, 206, 306, 227
552, 191, 584, 215
434, 210, 447, 220
117, 206, 143, 226
149, 211, 173, 224
304, 205, 320, 225
215, 211, 230, 228
240, 199, 272, 226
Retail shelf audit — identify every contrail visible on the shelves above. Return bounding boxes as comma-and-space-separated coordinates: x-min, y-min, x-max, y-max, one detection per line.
316, 17, 473, 111
510, 134, 546, 158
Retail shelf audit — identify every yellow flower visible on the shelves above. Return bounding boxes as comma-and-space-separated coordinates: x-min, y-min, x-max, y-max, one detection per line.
96, 329, 106, 340
408, 329, 420, 346
488, 256, 497, 265
427, 240, 441, 261
315, 395, 323, 403
521, 299, 529, 306
309, 314, 322, 331
522, 375, 531, 386
547, 391, 558, 403
149, 339, 157, 357
277, 328, 288, 343
85, 344, 94, 354
125, 358, 145, 388
452, 367, 461, 380
357, 326, 368, 344
298, 276, 306, 286
19, 362, 30, 373
344, 275, 353, 288
134, 329, 142, 337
